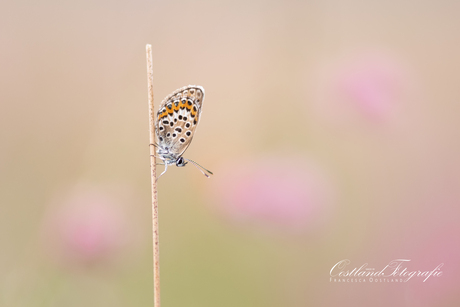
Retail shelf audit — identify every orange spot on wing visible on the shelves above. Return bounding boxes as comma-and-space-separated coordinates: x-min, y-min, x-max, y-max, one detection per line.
158, 111, 168, 120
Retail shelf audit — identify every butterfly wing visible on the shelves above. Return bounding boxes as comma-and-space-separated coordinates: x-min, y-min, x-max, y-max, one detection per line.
155, 85, 205, 158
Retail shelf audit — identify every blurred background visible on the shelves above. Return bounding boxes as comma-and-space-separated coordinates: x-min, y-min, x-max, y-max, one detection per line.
1, 0, 460, 306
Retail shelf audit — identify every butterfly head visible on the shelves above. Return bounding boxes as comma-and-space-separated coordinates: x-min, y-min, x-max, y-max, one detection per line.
175, 157, 188, 167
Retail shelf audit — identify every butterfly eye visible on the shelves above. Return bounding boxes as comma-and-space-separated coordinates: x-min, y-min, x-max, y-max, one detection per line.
176, 157, 187, 167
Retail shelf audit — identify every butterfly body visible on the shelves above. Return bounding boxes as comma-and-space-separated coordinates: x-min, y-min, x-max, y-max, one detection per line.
154, 85, 212, 179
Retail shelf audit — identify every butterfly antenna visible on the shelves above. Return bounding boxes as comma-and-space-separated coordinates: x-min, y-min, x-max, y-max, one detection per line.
184, 158, 213, 178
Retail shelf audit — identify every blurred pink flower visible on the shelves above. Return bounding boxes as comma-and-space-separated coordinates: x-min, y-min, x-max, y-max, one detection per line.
403, 225, 460, 307
41, 185, 137, 268
315, 51, 409, 123
208, 156, 335, 234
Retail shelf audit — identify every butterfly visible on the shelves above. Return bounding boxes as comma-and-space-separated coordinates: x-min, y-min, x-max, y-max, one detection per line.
151, 85, 213, 180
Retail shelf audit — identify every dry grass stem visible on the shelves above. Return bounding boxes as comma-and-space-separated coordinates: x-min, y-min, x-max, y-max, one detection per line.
146, 44, 160, 307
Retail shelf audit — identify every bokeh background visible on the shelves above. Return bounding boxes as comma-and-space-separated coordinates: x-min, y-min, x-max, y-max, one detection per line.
1, 0, 460, 306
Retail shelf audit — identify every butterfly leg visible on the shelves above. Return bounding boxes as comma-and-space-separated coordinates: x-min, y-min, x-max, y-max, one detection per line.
149, 153, 165, 166
156, 162, 168, 181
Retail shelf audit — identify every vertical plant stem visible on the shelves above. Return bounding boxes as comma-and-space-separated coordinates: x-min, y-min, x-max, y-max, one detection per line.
146, 44, 160, 307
